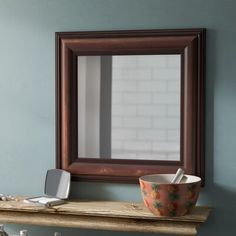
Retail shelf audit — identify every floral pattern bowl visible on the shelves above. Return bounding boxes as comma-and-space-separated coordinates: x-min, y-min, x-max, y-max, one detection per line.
139, 174, 201, 217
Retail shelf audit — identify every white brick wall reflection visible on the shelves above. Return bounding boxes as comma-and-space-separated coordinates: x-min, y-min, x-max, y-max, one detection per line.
111, 55, 180, 161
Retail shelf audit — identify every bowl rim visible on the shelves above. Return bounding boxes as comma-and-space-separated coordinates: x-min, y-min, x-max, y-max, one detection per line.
139, 174, 201, 185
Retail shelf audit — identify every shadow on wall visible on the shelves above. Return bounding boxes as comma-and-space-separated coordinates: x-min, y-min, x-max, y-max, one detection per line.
70, 181, 142, 202
199, 184, 236, 235
199, 29, 236, 235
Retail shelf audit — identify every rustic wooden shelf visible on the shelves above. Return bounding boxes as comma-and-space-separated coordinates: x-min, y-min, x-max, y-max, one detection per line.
0, 197, 211, 235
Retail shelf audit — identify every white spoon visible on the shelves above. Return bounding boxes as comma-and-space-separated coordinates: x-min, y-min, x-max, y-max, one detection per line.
171, 168, 184, 184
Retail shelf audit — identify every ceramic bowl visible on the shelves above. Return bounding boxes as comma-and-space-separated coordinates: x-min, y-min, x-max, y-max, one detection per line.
139, 174, 201, 217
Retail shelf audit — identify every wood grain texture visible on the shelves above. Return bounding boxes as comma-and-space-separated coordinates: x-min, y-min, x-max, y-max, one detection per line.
0, 198, 211, 235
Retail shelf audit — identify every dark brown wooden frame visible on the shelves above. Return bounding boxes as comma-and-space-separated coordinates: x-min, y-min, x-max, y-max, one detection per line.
56, 29, 205, 183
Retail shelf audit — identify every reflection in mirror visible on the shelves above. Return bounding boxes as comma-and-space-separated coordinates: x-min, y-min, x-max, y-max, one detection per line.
78, 55, 181, 161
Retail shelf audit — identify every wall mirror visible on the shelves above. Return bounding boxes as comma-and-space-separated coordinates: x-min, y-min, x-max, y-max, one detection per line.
56, 29, 205, 183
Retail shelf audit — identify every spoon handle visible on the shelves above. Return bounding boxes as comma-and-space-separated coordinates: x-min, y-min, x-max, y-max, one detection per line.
171, 168, 184, 184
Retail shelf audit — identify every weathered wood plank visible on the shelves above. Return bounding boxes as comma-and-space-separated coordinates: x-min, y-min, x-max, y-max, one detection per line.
0, 197, 211, 235
0, 198, 211, 223
0, 211, 199, 235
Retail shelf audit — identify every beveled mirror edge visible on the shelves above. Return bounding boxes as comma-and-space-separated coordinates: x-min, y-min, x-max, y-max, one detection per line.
55, 28, 206, 185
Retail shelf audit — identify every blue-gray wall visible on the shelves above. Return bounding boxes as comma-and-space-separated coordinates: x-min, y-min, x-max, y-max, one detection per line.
0, 0, 235, 235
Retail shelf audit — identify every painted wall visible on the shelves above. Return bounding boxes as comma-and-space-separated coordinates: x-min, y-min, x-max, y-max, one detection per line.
0, 0, 235, 235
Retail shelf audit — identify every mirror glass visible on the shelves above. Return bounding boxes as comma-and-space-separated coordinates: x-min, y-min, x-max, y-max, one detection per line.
77, 55, 181, 161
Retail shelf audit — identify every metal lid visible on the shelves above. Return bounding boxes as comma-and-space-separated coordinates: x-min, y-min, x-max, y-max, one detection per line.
44, 169, 71, 199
